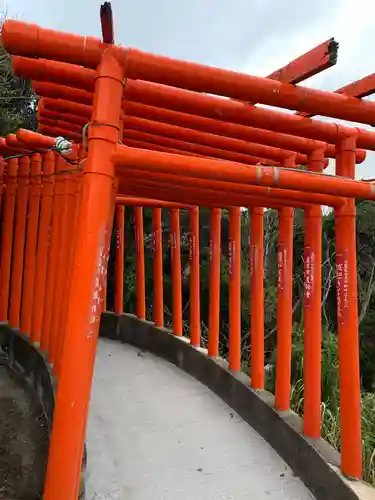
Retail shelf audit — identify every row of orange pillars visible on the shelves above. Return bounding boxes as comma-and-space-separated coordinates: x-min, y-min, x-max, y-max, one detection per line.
3, 16, 375, 499
0, 126, 365, 497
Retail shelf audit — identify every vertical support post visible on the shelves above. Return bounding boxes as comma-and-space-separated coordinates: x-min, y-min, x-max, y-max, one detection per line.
335, 135, 362, 479
115, 204, 125, 314
208, 207, 221, 357
31, 152, 55, 342
54, 151, 81, 375
20, 154, 42, 335
102, 181, 117, 314
250, 206, 264, 389
152, 207, 164, 327
134, 206, 146, 319
103, 280, 107, 311
275, 207, 294, 410
275, 156, 295, 411
43, 51, 124, 500
49, 157, 72, 366
229, 206, 241, 371
41, 154, 64, 354
0, 158, 18, 321
171, 208, 182, 336
189, 206, 200, 346
303, 148, 324, 438
0, 158, 4, 219
9, 156, 30, 328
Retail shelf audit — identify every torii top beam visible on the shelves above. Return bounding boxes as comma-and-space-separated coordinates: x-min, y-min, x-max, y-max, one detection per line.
3, 20, 375, 125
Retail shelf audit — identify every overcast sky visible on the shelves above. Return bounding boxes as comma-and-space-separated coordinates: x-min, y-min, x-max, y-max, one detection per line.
8, 0, 375, 178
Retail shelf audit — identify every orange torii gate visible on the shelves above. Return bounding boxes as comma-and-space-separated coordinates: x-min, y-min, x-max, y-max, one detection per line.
2, 9, 375, 499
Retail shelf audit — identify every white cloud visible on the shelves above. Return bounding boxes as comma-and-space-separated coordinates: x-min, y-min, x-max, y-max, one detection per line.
241, 0, 375, 179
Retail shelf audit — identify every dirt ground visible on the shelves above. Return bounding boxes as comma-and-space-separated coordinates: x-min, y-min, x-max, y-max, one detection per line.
0, 363, 49, 500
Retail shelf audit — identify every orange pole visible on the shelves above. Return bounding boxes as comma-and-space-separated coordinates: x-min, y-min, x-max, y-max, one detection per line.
208, 208, 221, 357
36, 95, 310, 163
115, 205, 125, 314
41, 154, 64, 353
20, 153, 42, 335
170, 208, 182, 336
43, 51, 124, 500
31, 151, 55, 343
122, 115, 308, 164
123, 180, 312, 212
54, 154, 80, 375
0, 158, 5, 218
303, 149, 324, 438
123, 100, 341, 159
335, 136, 362, 479
118, 166, 340, 208
9, 156, 30, 328
38, 123, 81, 142
134, 206, 146, 319
32, 81, 310, 164
10, 55, 370, 157
112, 146, 373, 201
16, 128, 57, 149
5, 22, 375, 123
40, 107, 87, 127
103, 280, 107, 312
229, 207, 241, 371
117, 196, 190, 209
0, 158, 18, 321
208, 207, 221, 356
49, 155, 71, 365
39, 116, 83, 135
189, 206, 200, 346
101, 181, 117, 315
250, 207, 264, 388
123, 128, 275, 165
120, 175, 333, 214
274, 206, 294, 410
152, 207, 164, 327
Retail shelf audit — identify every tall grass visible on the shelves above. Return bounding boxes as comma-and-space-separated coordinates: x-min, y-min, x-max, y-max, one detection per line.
265, 327, 375, 486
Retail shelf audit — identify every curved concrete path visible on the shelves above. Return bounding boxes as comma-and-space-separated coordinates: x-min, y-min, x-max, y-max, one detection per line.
86, 338, 315, 500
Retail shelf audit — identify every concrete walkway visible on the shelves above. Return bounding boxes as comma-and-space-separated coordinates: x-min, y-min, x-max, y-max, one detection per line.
86, 338, 315, 500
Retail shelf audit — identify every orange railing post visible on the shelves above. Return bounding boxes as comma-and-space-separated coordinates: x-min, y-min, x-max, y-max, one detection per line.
275, 206, 294, 410
134, 206, 146, 319
43, 50, 124, 500
32, 151, 55, 344
41, 153, 64, 353
303, 149, 324, 438
0, 158, 18, 321
115, 204, 125, 314
208, 207, 221, 356
170, 208, 182, 336
250, 206, 264, 389
55, 150, 81, 375
20, 153, 42, 335
102, 181, 117, 314
152, 207, 164, 327
335, 135, 362, 479
189, 206, 200, 346
274, 155, 295, 410
0, 158, 4, 219
229, 207, 241, 371
49, 154, 71, 365
9, 156, 30, 328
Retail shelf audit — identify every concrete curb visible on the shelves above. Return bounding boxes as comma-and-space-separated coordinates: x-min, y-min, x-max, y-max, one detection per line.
99, 312, 375, 500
